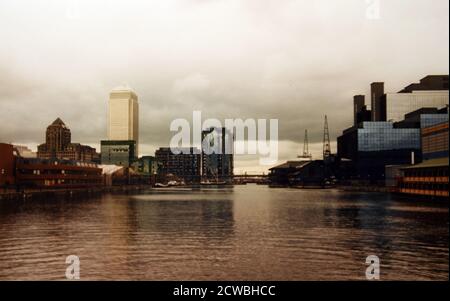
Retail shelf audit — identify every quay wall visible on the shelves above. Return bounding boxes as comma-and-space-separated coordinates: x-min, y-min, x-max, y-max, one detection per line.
0, 185, 153, 202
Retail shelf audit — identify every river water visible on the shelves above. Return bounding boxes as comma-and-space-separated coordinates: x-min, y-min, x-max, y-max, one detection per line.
0, 185, 448, 280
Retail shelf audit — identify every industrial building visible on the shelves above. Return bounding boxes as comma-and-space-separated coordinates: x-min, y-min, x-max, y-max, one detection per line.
269, 161, 310, 186
269, 160, 327, 187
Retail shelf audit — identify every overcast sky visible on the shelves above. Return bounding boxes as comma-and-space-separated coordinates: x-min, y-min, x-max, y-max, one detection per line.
0, 0, 448, 173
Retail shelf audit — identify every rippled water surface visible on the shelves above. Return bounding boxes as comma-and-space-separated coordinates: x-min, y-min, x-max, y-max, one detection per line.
0, 185, 448, 280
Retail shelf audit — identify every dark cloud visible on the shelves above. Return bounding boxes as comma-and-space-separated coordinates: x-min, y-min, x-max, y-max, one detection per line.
0, 0, 448, 173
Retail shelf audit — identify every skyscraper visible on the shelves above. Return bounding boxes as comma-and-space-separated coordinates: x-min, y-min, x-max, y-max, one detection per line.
108, 86, 139, 155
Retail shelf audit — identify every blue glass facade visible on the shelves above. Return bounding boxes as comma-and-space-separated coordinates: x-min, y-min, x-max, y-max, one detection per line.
420, 114, 449, 128
358, 122, 420, 152
338, 122, 422, 181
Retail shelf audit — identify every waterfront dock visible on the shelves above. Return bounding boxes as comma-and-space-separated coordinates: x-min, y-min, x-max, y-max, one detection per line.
0, 185, 153, 202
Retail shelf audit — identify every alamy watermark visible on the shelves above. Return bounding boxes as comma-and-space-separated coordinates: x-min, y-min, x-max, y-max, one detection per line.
170, 111, 279, 165
66, 255, 80, 280
365, 255, 380, 280
366, 0, 381, 20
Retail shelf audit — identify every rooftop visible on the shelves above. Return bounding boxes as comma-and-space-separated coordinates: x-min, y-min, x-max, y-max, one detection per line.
112, 84, 133, 92
402, 157, 449, 170
50, 118, 67, 128
270, 160, 311, 171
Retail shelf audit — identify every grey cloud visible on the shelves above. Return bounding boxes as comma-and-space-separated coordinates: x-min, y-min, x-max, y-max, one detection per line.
0, 0, 448, 173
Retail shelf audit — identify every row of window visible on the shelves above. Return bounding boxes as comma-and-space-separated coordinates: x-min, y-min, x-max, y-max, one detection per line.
43, 179, 102, 186
404, 168, 449, 177
400, 182, 449, 191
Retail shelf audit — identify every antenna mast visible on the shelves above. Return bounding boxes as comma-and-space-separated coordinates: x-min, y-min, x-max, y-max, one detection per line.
298, 129, 312, 160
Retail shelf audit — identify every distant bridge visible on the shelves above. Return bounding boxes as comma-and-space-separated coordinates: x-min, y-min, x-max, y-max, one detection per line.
233, 174, 269, 184
233, 175, 268, 178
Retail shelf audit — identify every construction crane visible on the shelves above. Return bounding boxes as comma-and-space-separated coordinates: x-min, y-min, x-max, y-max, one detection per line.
323, 115, 331, 160
298, 129, 312, 160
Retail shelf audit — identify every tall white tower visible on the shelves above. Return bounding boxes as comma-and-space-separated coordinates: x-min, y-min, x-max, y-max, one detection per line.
108, 85, 139, 155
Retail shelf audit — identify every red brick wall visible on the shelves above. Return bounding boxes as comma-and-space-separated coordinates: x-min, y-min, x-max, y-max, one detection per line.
0, 143, 15, 186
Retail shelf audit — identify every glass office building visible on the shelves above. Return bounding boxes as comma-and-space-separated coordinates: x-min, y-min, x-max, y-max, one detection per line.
337, 75, 448, 181
100, 140, 137, 167
420, 114, 449, 128
385, 90, 448, 122
358, 122, 421, 152
337, 122, 421, 181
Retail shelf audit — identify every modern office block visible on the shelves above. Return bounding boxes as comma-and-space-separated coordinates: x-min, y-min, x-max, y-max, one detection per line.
385, 90, 448, 122
155, 147, 201, 183
337, 121, 422, 181
108, 86, 139, 155
101, 140, 136, 167
201, 127, 234, 182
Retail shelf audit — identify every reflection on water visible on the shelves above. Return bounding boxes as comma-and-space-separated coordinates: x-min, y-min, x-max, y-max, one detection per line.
0, 185, 448, 280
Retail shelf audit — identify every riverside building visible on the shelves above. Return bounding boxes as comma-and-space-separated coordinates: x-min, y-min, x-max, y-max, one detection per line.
337, 75, 449, 182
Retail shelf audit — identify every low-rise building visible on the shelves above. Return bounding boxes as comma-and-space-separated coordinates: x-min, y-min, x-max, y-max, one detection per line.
131, 156, 158, 176
269, 161, 311, 186
155, 147, 201, 184
15, 157, 102, 189
100, 140, 137, 167
1, 143, 102, 189
397, 158, 449, 198
0, 143, 15, 188
13, 145, 37, 158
